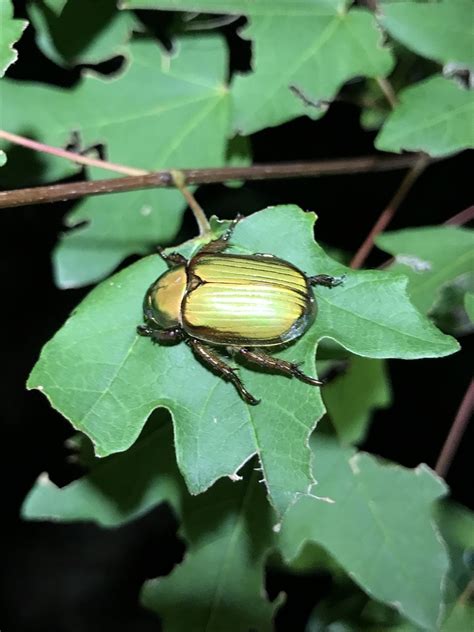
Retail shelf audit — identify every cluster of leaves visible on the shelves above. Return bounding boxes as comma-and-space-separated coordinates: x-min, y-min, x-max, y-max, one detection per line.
2, 0, 473, 630
2, 0, 473, 286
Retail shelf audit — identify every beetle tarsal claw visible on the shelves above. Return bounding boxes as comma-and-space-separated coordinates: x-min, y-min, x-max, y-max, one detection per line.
333, 274, 346, 286
308, 273, 345, 288
293, 367, 324, 387
240, 390, 261, 406
137, 324, 152, 337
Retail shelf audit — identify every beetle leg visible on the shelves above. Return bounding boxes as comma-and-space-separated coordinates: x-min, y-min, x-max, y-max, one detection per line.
137, 324, 183, 344
236, 348, 324, 387
198, 214, 244, 255
137, 324, 154, 337
187, 339, 260, 405
308, 274, 345, 288
156, 246, 188, 267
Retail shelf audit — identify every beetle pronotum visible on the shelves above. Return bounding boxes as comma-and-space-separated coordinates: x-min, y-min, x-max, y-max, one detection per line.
138, 217, 344, 404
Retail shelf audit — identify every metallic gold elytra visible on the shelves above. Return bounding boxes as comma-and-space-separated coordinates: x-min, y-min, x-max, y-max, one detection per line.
182, 254, 315, 345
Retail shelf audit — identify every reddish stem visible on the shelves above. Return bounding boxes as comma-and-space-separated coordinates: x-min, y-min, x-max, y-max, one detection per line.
0, 154, 426, 210
0, 130, 148, 176
444, 205, 474, 226
435, 380, 474, 478
350, 155, 429, 269
376, 77, 398, 109
377, 204, 474, 270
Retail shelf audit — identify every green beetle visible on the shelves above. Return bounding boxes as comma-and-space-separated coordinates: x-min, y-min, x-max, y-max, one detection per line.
138, 217, 344, 404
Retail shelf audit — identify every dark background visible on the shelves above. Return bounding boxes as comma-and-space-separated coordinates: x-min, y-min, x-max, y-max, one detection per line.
1, 4, 472, 631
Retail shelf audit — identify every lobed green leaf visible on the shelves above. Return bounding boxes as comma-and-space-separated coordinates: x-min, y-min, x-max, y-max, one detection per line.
230, 5, 393, 134
380, 1, 474, 68
28, 206, 458, 514
142, 469, 278, 632
441, 603, 474, 632
377, 226, 474, 314
42, 0, 69, 14
121, 1, 350, 14
0, 35, 231, 285
0, 0, 28, 77
120, 1, 393, 134
323, 356, 391, 445
436, 500, 474, 623
279, 436, 449, 630
376, 76, 474, 156
24, 423, 278, 632
465, 293, 474, 324
29, 0, 137, 68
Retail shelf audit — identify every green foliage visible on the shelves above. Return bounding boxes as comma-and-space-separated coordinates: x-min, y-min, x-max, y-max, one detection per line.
142, 469, 279, 632
380, 1, 474, 67
231, 6, 393, 134
24, 427, 455, 631
436, 501, 474, 630
377, 226, 474, 314
24, 421, 183, 526
119, 1, 474, 146
376, 76, 474, 156
0, 78, 80, 185
2, 0, 472, 282
42, 0, 69, 13
279, 436, 448, 630
28, 206, 458, 516
0, 35, 231, 285
24, 422, 279, 631
122, 0, 349, 13
7, 1, 473, 628
123, 1, 394, 134
307, 593, 421, 632
465, 293, 474, 323
323, 356, 391, 444
0, 0, 28, 77
442, 604, 474, 632
28, 0, 137, 67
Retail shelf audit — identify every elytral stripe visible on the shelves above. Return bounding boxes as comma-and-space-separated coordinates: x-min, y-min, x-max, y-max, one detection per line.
193, 255, 308, 290
183, 281, 306, 339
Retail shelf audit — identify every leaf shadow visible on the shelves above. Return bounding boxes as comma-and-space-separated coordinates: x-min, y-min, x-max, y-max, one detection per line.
34, 0, 127, 66
77, 408, 274, 566
0, 129, 62, 188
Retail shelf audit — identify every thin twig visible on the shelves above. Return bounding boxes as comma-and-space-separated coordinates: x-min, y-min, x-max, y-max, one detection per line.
376, 77, 398, 110
0, 154, 428, 210
361, 0, 379, 11
170, 170, 210, 234
444, 205, 474, 226
435, 380, 474, 478
458, 579, 474, 605
0, 130, 148, 176
350, 154, 429, 269
377, 204, 474, 269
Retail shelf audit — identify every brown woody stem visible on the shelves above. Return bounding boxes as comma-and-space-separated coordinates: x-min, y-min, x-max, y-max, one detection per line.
350, 154, 429, 269
443, 205, 474, 226
376, 77, 398, 109
0, 154, 428, 210
170, 169, 210, 235
377, 204, 474, 270
435, 380, 474, 479
0, 129, 148, 176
